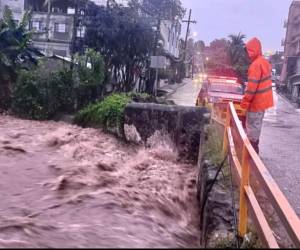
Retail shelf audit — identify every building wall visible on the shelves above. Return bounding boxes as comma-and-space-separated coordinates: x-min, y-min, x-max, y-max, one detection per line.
0, 0, 75, 57
160, 20, 181, 58
281, 1, 300, 82
33, 40, 71, 57
281, 0, 300, 101
92, 0, 128, 6
29, 13, 74, 57
0, 0, 25, 21
27, 0, 79, 57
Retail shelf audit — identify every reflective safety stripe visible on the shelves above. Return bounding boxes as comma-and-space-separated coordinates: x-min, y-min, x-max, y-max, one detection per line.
248, 75, 271, 84
245, 86, 273, 95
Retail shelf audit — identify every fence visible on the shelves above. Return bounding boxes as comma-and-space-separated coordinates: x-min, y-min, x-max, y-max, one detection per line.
222, 102, 300, 248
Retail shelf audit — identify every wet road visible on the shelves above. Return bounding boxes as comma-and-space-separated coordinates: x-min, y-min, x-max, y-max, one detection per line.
261, 92, 300, 216
0, 116, 200, 248
168, 80, 300, 216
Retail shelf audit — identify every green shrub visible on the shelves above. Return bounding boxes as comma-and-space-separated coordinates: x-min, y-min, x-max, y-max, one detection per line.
12, 69, 74, 120
204, 125, 224, 166
75, 93, 131, 131
75, 92, 152, 136
10, 48, 106, 120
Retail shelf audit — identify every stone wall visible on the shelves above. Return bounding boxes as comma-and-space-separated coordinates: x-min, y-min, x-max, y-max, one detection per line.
124, 102, 210, 163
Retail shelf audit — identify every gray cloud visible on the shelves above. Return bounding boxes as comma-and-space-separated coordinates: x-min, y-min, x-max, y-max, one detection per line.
181, 0, 292, 52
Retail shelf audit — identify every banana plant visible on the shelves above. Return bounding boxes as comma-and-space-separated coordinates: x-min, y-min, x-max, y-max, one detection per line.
0, 6, 41, 108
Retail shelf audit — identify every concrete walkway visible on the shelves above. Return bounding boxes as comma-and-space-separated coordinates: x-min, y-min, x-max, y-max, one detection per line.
164, 78, 202, 106
261, 91, 300, 216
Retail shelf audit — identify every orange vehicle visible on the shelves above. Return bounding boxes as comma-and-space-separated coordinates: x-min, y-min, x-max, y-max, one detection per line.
196, 75, 246, 126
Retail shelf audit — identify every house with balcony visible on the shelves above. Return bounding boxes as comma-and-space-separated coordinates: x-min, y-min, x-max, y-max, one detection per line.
280, 0, 300, 103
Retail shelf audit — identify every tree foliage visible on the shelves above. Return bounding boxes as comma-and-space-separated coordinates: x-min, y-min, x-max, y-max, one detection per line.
0, 6, 40, 108
202, 34, 250, 80
74, 48, 105, 87
12, 68, 74, 120
83, 2, 156, 92
228, 33, 250, 82
204, 38, 233, 75
11, 47, 107, 119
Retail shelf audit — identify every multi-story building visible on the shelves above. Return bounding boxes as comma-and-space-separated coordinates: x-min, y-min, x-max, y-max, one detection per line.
280, 0, 300, 102
0, 0, 87, 57
136, 0, 182, 60
93, 0, 128, 6
0, 0, 24, 22
160, 19, 181, 58
1, 0, 181, 62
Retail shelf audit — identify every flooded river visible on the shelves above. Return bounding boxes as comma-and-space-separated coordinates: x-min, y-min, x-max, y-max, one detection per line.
0, 115, 200, 248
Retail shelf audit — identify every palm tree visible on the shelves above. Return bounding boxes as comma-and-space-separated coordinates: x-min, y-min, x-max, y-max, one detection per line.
0, 6, 40, 108
228, 33, 250, 83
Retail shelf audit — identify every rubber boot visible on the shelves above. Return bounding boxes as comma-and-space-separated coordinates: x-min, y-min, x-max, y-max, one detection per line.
250, 140, 259, 154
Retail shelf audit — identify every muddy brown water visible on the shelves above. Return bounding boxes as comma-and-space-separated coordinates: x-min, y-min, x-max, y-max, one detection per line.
0, 115, 201, 248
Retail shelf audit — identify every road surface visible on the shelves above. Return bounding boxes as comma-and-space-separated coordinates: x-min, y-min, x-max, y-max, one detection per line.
261, 92, 300, 216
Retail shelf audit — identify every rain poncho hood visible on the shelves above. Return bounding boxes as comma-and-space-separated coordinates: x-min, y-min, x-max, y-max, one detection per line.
246, 37, 262, 62
241, 37, 274, 112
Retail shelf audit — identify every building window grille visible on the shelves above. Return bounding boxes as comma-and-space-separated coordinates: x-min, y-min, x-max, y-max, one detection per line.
30, 21, 44, 31
77, 26, 86, 38
54, 23, 66, 33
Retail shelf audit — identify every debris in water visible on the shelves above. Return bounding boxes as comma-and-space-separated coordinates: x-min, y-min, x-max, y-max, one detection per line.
2, 145, 26, 153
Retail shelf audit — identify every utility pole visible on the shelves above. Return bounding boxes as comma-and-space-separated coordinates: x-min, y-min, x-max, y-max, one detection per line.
192, 55, 195, 79
152, 16, 161, 96
182, 9, 196, 78
45, 0, 51, 56
70, 0, 79, 69
153, 16, 161, 56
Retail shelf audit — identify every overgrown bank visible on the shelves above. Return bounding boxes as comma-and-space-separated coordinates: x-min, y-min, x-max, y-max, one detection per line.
199, 124, 262, 248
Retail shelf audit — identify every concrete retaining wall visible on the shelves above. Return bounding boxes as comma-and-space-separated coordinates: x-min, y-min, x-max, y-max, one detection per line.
124, 102, 210, 163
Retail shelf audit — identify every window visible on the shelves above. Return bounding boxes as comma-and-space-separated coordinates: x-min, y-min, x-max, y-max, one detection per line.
67, 8, 75, 15
76, 26, 86, 38
30, 21, 44, 31
54, 23, 66, 33
52, 7, 63, 14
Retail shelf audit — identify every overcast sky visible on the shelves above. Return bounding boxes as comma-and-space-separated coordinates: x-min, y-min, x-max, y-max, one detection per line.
181, 0, 293, 53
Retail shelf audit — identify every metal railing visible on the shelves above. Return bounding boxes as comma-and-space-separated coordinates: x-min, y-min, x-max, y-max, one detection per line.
222, 102, 300, 248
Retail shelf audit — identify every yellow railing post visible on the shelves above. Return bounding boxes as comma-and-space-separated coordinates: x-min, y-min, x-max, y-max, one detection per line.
239, 144, 250, 237
222, 104, 231, 156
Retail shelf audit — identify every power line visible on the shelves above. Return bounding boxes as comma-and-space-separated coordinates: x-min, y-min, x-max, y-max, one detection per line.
182, 9, 196, 63
181, 9, 196, 78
